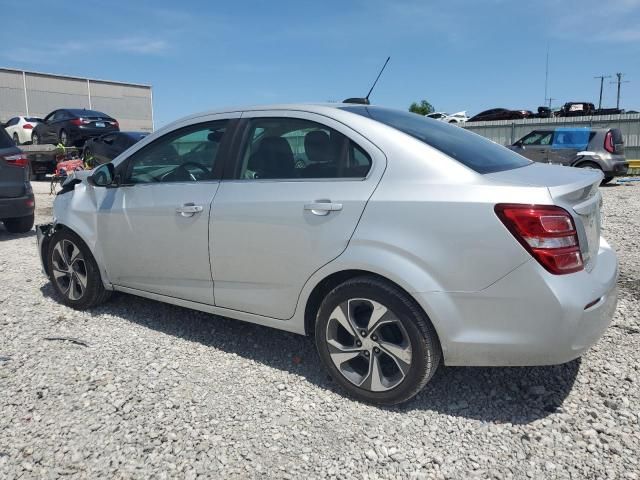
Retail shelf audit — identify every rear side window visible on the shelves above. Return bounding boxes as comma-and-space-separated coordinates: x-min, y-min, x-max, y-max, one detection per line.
341, 106, 530, 174
552, 128, 590, 149
237, 118, 371, 180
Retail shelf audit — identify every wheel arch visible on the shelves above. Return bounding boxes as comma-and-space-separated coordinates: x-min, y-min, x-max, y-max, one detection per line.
302, 268, 444, 356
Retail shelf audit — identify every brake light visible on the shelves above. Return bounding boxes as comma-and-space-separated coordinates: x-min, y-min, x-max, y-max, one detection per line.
22, 123, 33, 129
3, 154, 29, 168
70, 118, 83, 126
604, 131, 615, 153
495, 204, 583, 274
112, 121, 119, 129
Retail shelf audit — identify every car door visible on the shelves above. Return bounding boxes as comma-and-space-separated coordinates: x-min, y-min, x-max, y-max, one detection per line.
97, 114, 239, 304
512, 131, 553, 163
42, 111, 63, 143
550, 128, 590, 166
210, 111, 386, 320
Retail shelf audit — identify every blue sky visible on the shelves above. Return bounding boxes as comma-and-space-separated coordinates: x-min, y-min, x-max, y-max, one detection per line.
1, 0, 639, 127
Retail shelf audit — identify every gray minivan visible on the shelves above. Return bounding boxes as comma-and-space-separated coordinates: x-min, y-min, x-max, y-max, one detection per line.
0, 128, 35, 233
510, 127, 628, 184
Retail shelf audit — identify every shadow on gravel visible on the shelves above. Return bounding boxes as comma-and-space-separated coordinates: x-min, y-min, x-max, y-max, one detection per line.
0, 227, 36, 242
39, 285, 581, 424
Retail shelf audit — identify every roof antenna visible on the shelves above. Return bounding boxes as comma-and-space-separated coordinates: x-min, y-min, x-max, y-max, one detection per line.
344, 56, 391, 105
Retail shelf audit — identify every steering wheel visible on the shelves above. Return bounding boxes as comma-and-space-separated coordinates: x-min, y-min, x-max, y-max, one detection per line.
161, 161, 210, 182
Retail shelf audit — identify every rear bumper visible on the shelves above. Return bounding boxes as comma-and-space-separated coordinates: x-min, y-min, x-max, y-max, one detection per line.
603, 159, 629, 177
418, 236, 618, 366
0, 193, 35, 220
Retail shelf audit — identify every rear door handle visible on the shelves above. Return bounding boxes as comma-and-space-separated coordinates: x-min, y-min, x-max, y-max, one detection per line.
304, 201, 343, 216
176, 203, 204, 217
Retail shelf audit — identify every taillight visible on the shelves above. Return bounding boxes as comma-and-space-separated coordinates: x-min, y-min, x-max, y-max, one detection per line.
495, 204, 583, 275
3, 154, 29, 168
70, 118, 83, 126
22, 123, 33, 129
604, 131, 615, 153
112, 121, 119, 129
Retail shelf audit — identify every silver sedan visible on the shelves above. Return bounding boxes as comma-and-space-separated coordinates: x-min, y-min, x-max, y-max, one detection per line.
36, 104, 618, 405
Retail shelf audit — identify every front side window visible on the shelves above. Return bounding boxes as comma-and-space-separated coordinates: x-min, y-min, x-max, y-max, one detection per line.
125, 121, 228, 184
521, 131, 553, 146
238, 118, 371, 180
342, 106, 531, 174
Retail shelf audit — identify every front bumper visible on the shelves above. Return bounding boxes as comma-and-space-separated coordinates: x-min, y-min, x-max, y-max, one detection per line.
0, 194, 35, 220
36, 223, 54, 275
418, 237, 618, 367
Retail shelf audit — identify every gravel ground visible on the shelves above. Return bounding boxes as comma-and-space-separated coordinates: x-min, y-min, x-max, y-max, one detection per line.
1, 179, 639, 480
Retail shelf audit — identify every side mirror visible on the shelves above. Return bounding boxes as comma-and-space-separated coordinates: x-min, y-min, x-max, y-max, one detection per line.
87, 163, 115, 187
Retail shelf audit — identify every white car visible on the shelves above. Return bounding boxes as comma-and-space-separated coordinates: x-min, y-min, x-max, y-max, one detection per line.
426, 112, 449, 121
4, 116, 43, 145
442, 111, 469, 124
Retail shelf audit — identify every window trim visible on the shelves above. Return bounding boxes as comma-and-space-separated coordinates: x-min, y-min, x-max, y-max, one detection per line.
119, 119, 238, 186
227, 116, 373, 182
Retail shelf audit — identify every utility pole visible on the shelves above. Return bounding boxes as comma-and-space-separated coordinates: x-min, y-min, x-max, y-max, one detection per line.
594, 75, 611, 109
610, 73, 630, 109
547, 97, 555, 109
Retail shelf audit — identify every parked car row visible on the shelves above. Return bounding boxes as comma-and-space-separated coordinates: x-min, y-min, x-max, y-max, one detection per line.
2, 108, 149, 179
465, 102, 628, 123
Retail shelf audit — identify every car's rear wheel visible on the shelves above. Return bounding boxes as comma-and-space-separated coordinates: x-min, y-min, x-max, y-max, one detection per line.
315, 276, 441, 405
12, 133, 20, 145
47, 229, 111, 309
3, 214, 34, 233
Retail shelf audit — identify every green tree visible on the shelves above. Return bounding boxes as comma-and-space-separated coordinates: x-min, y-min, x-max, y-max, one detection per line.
409, 100, 434, 116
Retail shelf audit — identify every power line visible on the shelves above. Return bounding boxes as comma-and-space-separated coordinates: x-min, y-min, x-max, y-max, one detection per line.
610, 73, 630, 109
594, 75, 611, 109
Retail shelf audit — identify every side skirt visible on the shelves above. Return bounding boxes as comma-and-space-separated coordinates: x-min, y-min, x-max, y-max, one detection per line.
112, 285, 306, 335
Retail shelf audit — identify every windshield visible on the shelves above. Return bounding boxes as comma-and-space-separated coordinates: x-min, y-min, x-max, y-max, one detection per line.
341, 106, 531, 174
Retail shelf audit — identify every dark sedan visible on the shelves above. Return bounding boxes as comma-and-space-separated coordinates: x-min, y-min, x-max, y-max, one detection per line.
32, 109, 119, 147
467, 108, 533, 122
83, 131, 148, 166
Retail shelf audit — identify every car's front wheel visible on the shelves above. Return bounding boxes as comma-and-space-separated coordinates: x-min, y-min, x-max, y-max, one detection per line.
59, 130, 70, 147
315, 276, 441, 405
32, 132, 39, 145
47, 229, 111, 309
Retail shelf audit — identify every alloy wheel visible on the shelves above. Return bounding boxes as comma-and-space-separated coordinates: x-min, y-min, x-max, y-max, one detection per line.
325, 298, 412, 392
51, 239, 88, 301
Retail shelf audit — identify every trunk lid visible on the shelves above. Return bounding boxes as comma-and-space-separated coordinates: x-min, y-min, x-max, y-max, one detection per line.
486, 163, 603, 271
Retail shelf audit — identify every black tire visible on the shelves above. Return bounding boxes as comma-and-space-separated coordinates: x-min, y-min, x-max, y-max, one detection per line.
32, 132, 39, 145
12, 133, 20, 145
46, 229, 112, 309
59, 130, 70, 147
601, 176, 614, 185
315, 275, 441, 406
3, 214, 34, 233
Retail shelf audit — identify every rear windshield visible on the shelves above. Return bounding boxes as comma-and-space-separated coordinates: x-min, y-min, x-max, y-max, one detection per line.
0, 128, 14, 148
67, 109, 109, 118
340, 106, 531, 174
25, 117, 43, 123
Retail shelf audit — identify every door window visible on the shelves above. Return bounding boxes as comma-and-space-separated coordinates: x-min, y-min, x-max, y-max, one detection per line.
238, 118, 371, 180
521, 131, 553, 146
125, 121, 229, 184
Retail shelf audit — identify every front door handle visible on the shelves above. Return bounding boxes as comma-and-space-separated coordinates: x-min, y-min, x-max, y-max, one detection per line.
176, 203, 204, 217
304, 201, 343, 216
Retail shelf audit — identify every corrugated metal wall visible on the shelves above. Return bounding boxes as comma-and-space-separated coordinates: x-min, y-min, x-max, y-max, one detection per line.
462, 114, 640, 160
0, 68, 153, 132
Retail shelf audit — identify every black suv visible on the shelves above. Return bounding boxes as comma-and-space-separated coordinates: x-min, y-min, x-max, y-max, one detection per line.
0, 129, 35, 233
32, 109, 119, 147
